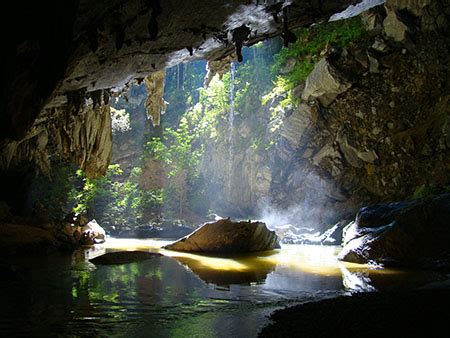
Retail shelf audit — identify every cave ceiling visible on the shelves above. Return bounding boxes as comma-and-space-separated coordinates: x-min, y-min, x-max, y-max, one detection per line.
1, 0, 357, 143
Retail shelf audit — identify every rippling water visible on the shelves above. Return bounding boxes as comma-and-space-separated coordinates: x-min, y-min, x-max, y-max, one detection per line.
0, 239, 446, 337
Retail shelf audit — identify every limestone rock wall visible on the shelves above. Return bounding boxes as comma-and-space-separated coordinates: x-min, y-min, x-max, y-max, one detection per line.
273, 0, 450, 224
200, 1, 450, 228
0, 90, 112, 178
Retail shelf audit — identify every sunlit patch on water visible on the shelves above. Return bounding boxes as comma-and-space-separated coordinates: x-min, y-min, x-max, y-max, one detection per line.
90, 238, 444, 292
0, 238, 447, 337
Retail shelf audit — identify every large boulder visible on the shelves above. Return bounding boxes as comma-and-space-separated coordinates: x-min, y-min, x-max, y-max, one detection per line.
338, 194, 450, 270
163, 219, 280, 254
302, 58, 352, 106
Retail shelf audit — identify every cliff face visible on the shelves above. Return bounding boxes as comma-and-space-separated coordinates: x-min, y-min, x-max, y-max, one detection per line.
0, 0, 355, 180
286, 0, 450, 206
200, 0, 450, 228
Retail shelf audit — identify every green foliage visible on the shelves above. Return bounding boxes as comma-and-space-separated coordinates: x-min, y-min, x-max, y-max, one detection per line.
163, 61, 207, 127
273, 17, 365, 80
144, 116, 203, 217
261, 17, 366, 148
74, 21, 366, 225
266, 16, 365, 104
138, 41, 284, 217
197, 74, 231, 139
73, 165, 163, 227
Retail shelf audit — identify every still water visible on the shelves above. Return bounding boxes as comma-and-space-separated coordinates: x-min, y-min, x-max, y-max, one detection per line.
0, 239, 446, 337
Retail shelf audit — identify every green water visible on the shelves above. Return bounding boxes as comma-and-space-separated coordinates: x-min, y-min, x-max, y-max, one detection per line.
0, 239, 446, 337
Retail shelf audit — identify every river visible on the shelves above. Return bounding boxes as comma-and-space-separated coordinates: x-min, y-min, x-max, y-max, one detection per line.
0, 239, 446, 337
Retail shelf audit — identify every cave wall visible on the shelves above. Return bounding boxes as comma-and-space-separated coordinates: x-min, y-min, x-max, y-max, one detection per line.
292, 0, 450, 206
200, 0, 450, 228
0, 90, 112, 178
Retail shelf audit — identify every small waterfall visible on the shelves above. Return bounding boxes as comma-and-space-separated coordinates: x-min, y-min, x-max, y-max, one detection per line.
227, 62, 236, 196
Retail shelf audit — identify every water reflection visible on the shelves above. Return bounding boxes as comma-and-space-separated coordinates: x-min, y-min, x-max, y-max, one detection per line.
97, 239, 446, 292
0, 239, 446, 337
340, 264, 377, 292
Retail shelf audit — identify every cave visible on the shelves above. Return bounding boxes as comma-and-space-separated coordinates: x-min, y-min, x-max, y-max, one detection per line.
1, 0, 450, 336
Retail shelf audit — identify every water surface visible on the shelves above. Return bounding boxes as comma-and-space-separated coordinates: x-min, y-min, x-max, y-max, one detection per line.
0, 239, 446, 337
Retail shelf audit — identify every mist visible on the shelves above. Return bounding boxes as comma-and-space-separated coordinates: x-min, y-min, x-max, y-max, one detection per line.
257, 171, 342, 233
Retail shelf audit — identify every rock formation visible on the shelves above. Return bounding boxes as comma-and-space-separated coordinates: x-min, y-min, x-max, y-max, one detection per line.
0, 90, 112, 178
302, 58, 352, 106
204, 54, 237, 87
0, 223, 60, 256
82, 219, 106, 244
144, 70, 166, 126
338, 193, 450, 270
163, 219, 280, 253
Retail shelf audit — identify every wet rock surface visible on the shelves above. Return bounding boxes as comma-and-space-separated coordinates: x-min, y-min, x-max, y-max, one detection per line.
164, 219, 280, 254
89, 251, 161, 265
259, 290, 450, 338
338, 194, 450, 270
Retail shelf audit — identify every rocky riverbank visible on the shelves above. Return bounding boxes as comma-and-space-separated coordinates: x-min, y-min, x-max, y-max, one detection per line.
260, 289, 450, 337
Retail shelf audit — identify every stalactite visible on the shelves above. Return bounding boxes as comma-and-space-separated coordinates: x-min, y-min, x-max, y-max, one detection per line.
0, 90, 112, 178
204, 53, 237, 87
231, 25, 251, 62
144, 70, 166, 126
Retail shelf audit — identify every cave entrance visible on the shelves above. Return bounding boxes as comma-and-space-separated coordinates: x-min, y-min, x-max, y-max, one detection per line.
101, 40, 283, 238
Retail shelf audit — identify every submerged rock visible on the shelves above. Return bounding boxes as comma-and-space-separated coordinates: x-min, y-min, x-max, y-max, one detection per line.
89, 251, 161, 265
338, 194, 450, 270
163, 219, 280, 254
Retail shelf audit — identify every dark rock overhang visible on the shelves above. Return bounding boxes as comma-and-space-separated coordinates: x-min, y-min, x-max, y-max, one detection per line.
0, 0, 357, 143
